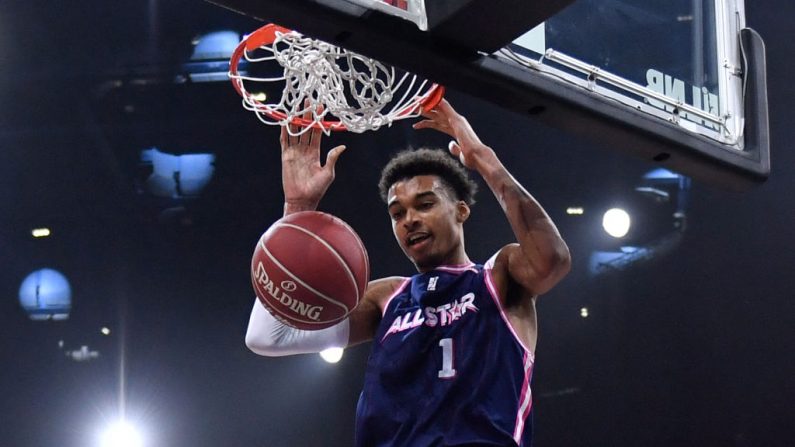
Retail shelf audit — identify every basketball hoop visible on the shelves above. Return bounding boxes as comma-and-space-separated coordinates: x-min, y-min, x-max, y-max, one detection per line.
229, 23, 445, 135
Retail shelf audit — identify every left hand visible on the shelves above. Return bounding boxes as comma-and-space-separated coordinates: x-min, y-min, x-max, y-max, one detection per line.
412, 99, 494, 170
280, 103, 346, 213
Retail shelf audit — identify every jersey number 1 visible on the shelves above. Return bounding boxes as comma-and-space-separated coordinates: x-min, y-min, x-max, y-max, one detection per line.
438, 338, 456, 379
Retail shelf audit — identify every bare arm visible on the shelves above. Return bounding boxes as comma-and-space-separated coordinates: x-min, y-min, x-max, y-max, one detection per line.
413, 100, 571, 298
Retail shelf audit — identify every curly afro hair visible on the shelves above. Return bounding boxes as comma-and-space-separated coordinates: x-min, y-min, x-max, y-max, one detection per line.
378, 148, 478, 205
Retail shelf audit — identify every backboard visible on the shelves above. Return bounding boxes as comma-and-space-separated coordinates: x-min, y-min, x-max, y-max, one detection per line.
208, 0, 769, 189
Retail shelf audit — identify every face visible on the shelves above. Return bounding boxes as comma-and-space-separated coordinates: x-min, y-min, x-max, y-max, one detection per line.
387, 175, 470, 271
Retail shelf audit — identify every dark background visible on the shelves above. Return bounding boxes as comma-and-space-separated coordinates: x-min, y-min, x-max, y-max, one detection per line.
0, 1, 793, 446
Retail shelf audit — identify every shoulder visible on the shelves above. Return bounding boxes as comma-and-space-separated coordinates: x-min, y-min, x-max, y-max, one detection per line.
482, 244, 536, 304
346, 276, 409, 345
483, 243, 519, 275
366, 276, 411, 310
487, 242, 570, 298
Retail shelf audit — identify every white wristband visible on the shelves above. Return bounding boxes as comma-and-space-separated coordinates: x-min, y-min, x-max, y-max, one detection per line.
245, 299, 350, 357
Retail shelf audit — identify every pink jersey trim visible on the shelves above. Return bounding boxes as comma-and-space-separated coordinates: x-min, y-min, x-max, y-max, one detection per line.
484, 252, 535, 443
433, 262, 477, 273
483, 256, 534, 359
381, 278, 411, 317
512, 352, 534, 444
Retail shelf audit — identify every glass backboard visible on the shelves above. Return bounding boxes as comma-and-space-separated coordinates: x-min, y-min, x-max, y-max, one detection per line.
506, 0, 744, 150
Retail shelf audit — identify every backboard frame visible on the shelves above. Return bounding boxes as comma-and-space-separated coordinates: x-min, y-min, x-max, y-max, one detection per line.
208, 0, 769, 190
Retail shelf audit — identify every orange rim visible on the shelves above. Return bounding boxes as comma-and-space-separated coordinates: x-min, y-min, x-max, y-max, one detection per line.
230, 23, 446, 132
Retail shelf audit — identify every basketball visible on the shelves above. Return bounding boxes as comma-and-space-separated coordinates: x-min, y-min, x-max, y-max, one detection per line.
251, 211, 369, 330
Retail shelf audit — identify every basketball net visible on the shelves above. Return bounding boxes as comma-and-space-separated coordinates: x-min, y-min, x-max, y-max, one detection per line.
229, 24, 444, 135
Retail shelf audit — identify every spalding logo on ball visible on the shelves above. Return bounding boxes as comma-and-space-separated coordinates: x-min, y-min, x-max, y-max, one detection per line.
251, 211, 369, 330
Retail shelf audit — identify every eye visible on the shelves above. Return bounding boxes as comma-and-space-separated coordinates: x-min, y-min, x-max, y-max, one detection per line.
390, 210, 404, 221
418, 201, 434, 210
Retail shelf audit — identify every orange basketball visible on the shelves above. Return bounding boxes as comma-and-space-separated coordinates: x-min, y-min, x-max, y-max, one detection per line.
251, 211, 369, 330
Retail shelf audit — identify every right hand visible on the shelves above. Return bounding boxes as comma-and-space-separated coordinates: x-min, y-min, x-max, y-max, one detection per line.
280, 107, 346, 214
412, 99, 496, 173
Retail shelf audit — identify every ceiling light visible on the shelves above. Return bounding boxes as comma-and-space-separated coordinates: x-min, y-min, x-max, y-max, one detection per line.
566, 207, 584, 215
602, 208, 631, 238
32, 228, 51, 238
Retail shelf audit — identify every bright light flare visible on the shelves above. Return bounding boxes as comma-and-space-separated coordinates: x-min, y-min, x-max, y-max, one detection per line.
32, 228, 51, 238
99, 421, 143, 447
602, 208, 631, 238
566, 207, 584, 215
580, 307, 589, 318
319, 347, 344, 363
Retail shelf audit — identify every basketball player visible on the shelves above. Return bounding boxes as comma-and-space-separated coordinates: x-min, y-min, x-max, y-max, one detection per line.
246, 99, 571, 446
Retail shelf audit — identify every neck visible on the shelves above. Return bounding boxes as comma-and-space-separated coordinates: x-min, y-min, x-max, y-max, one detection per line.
415, 244, 470, 273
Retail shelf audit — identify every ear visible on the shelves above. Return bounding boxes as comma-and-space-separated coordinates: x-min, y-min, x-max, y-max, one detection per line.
456, 201, 470, 223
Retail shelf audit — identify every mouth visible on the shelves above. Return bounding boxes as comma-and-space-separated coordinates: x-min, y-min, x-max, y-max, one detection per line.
406, 232, 431, 248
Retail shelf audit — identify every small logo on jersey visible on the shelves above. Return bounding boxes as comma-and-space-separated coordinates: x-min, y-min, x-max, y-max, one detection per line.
428, 276, 438, 291
382, 293, 478, 340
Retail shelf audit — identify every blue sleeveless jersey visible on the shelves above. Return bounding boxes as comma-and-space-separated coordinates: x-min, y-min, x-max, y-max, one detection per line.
355, 260, 535, 447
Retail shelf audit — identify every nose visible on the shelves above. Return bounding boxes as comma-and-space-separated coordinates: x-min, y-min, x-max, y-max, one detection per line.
402, 208, 420, 230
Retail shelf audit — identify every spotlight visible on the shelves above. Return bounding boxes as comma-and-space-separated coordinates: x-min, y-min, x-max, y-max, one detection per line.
99, 420, 143, 447
587, 169, 690, 277
139, 148, 215, 199
182, 30, 240, 82
602, 208, 631, 238
18, 268, 72, 321
319, 347, 344, 364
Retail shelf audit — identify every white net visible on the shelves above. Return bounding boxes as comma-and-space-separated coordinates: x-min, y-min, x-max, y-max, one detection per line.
230, 27, 442, 135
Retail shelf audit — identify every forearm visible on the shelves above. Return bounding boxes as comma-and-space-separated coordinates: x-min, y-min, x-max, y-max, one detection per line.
245, 299, 350, 356
476, 150, 570, 278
